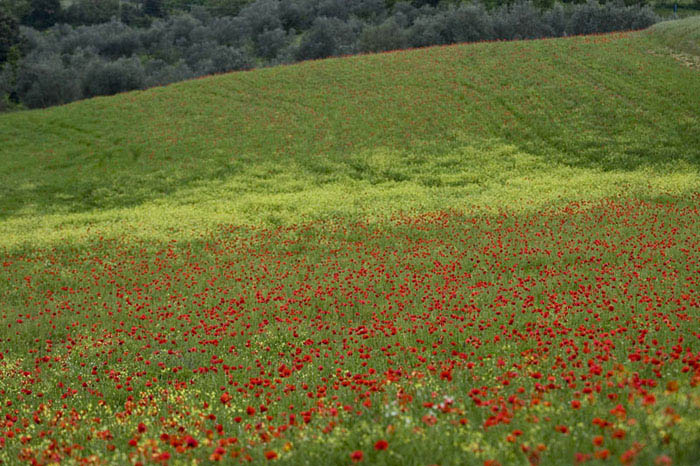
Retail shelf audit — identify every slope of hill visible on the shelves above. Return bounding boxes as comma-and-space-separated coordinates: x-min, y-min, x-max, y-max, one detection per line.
0, 18, 699, 249
649, 15, 700, 56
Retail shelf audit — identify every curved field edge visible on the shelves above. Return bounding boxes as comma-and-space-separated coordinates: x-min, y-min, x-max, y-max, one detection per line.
648, 15, 700, 57
0, 20, 699, 250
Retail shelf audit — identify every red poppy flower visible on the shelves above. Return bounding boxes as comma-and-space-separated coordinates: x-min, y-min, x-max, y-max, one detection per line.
374, 439, 388, 451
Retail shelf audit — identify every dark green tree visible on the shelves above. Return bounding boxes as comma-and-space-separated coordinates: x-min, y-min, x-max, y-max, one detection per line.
204, 0, 251, 16
0, 10, 20, 64
0, 0, 31, 23
143, 0, 164, 17
295, 18, 340, 61
64, 0, 121, 26
411, 0, 440, 7
359, 18, 406, 53
23, 0, 61, 29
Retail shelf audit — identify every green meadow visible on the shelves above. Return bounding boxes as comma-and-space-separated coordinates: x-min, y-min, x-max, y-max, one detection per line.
1, 17, 699, 251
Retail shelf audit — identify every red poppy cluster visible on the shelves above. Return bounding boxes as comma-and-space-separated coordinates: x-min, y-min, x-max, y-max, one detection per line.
0, 197, 698, 464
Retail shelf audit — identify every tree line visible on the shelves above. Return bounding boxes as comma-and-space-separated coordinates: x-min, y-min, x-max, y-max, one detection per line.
0, 0, 658, 111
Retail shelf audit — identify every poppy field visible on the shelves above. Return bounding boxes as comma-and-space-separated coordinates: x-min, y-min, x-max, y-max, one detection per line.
1, 15, 699, 466
0, 198, 699, 465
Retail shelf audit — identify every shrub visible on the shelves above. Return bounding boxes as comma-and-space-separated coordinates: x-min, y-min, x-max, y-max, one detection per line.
209, 16, 251, 47
0, 64, 17, 111
565, 1, 655, 35
279, 0, 316, 31
392, 2, 419, 28
95, 22, 142, 59
255, 27, 289, 60
169, 14, 201, 46
627, 5, 656, 30
82, 56, 145, 97
208, 45, 252, 72
359, 18, 407, 52
295, 16, 345, 60
138, 19, 172, 57
443, 3, 494, 43
0, 10, 20, 63
350, 0, 386, 21
407, 12, 449, 47
570, 1, 611, 34
202, 0, 251, 17
544, 2, 567, 36
120, 3, 150, 28
57, 21, 141, 58
22, 0, 61, 30
239, 0, 282, 36
63, 0, 120, 26
317, 0, 352, 20
412, 0, 440, 7
493, 1, 552, 40
143, 58, 193, 87
15, 55, 81, 107
144, 0, 165, 18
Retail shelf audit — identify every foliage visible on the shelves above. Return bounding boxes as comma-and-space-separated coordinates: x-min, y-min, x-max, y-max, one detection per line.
359, 17, 408, 52
62, 0, 121, 26
22, 0, 61, 29
568, 0, 658, 35
492, 1, 554, 39
296, 16, 347, 59
81, 56, 146, 97
0, 9, 20, 63
0, 0, 32, 22
197, 0, 251, 16
13, 53, 80, 107
444, 3, 495, 42
144, 0, 165, 17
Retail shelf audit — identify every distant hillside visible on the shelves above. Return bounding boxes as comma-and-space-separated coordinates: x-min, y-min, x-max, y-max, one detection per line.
0, 17, 698, 250
648, 15, 700, 56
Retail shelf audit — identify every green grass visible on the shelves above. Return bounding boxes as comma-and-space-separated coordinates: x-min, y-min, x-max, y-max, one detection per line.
1, 18, 699, 251
649, 15, 700, 54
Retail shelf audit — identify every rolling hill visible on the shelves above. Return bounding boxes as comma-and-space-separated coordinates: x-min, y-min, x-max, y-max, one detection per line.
0, 17, 698, 250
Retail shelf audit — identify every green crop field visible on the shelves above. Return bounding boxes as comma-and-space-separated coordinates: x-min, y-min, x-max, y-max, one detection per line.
0, 16, 698, 466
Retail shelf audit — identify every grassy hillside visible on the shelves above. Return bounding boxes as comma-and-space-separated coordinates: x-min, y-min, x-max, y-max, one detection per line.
649, 15, 700, 56
1, 18, 699, 250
